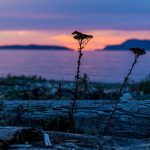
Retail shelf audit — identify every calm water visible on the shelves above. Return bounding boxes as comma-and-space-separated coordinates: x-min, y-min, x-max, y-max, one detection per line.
0, 50, 149, 83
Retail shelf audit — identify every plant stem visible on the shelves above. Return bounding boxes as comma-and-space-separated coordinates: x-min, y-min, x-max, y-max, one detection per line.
69, 31, 93, 132
68, 40, 83, 132
74, 40, 83, 100
103, 55, 139, 134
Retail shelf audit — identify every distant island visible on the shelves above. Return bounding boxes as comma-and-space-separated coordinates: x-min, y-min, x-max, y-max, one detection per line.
101, 39, 150, 51
0, 44, 73, 51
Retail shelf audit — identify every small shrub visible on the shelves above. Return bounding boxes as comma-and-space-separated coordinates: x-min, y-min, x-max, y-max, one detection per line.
131, 75, 150, 94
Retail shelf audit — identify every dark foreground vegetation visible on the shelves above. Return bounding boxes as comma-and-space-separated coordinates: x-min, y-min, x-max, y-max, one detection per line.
0, 74, 150, 101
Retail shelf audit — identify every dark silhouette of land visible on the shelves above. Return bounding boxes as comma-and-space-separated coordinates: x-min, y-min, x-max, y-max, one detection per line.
0, 44, 73, 50
99, 39, 150, 51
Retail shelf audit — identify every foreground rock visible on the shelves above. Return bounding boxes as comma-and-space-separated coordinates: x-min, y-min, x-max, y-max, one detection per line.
0, 126, 102, 149
1, 126, 150, 149
1, 100, 150, 139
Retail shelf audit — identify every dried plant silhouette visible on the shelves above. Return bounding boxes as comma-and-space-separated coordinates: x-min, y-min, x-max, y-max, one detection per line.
67, 31, 93, 132
72, 31, 93, 99
103, 48, 146, 134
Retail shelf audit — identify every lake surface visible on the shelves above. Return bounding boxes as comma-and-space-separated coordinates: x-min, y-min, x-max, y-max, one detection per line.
0, 50, 149, 83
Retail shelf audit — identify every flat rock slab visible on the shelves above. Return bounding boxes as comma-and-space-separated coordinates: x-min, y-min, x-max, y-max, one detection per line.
0, 126, 102, 150
1, 100, 150, 138
1, 126, 150, 150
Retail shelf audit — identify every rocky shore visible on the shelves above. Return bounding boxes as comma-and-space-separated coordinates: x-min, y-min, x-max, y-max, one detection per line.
1, 100, 150, 149
0, 75, 149, 100
0, 75, 150, 149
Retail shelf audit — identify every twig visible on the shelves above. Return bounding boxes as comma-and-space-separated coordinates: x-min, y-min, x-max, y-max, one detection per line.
103, 48, 146, 134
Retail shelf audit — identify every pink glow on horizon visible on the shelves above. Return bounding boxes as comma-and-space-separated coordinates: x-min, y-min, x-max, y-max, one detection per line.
0, 30, 150, 50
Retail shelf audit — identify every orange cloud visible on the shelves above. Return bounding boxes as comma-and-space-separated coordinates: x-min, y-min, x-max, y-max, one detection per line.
0, 30, 150, 51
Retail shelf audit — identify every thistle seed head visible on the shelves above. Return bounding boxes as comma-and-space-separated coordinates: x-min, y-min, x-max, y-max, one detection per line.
129, 48, 146, 56
72, 31, 93, 40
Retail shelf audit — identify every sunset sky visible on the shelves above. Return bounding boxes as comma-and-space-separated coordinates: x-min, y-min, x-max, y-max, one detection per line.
0, 0, 150, 50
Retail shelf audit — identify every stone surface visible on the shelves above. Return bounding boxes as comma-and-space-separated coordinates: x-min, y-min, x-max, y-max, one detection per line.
1, 126, 150, 149
0, 126, 102, 149
1, 100, 150, 138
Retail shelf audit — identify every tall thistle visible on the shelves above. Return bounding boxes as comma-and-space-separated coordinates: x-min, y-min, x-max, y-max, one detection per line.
103, 48, 146, 134
67, 31, 93, 132
72, 31, 93, 99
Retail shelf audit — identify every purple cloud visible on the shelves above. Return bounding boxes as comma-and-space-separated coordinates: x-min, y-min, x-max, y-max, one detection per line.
0, 0, 149, 30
